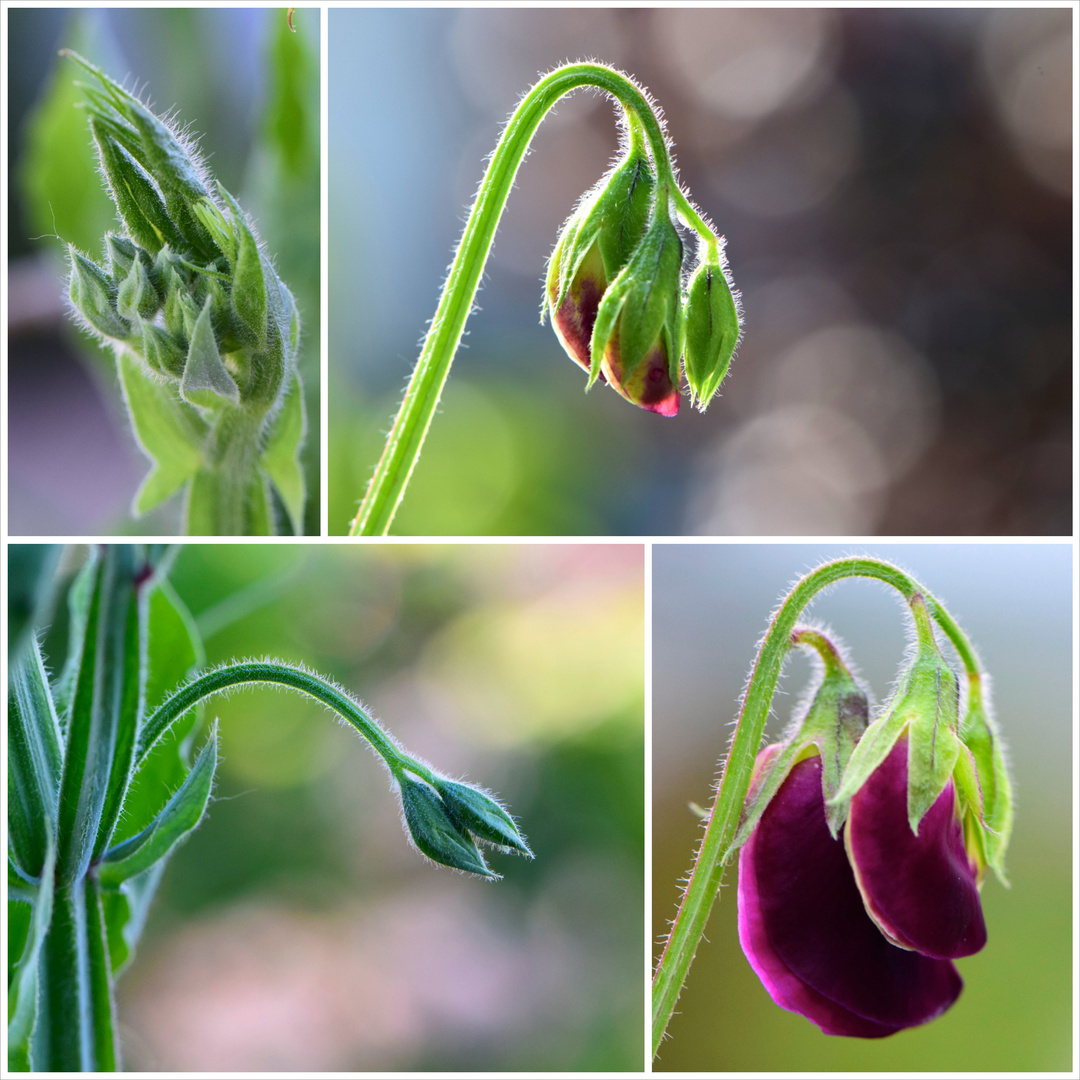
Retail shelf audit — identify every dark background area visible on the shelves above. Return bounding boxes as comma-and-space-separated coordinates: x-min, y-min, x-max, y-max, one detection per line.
328, 7, 1071, 535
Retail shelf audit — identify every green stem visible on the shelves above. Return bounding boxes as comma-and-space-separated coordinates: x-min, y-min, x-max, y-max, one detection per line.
137, 660, 415, 778
651, 556, 985, 1058
186, 409, 271, 535
349, 62, 683, 536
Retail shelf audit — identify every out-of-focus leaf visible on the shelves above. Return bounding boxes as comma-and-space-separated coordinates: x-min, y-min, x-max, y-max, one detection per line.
7, 545, 60, 662
8, 641, 64, 879
17, 17, 116, 255
98, 726, 217, 887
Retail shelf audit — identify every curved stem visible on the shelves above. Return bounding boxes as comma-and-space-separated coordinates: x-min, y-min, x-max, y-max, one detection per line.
651, 556, 984, 1058
349, 63, 676, 536
136, 660, 416, 778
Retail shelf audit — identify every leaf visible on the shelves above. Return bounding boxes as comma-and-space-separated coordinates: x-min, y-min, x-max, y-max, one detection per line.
7, 826, 55, 1073
180, 296, 239, 407
117, 348, 206, 514
8, 641, 64, 879
6, 545, 60, 662
52, 548, 100, 724
260, 370, 307, 534
54, 548, 141, 883
98, 725, 217, 888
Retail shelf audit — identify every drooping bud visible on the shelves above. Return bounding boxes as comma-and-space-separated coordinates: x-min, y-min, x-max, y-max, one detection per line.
398, 773, 494, 878
589, 208, 684, 416
433, 777, 534, 857
545, 136, 656, 381
683, 247, 741, 411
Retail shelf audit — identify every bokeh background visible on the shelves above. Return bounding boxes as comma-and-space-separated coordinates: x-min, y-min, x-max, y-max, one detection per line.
29, 542, 645, 1071
329, 7, 1071, 536
7, 8, 320, 534
652, 543, 1073, 1071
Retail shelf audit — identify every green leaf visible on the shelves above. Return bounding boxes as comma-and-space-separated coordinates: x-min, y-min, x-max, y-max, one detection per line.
6, 545, 60, 662
117, 348, 206, 515
7, 828, 55, 1073
8, 641, 64, 878
18, 26, 115, 255
260, 371, 307, 534
98, 725, 217, 887
52, 548, 100, 724
55, 548, 141, 883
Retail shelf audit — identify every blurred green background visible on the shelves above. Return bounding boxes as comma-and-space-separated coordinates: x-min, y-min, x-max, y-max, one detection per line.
329, 8, 1070, 536
33, 543, 644, 1071
7, 8, 320, 534
652, 544, 1073, 1070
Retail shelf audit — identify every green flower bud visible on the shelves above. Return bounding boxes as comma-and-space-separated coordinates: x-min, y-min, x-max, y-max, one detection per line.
399, 774, 494, 878
546, 141, 656, 379
140, 321, 187, 380
105, 233, 138, 278
589, 209, 684, 416
434, 778, 534, 857
90, 116, 182, 255
68, 247, 130, 340
683, 250, 741, 411
116, 254, 160, 321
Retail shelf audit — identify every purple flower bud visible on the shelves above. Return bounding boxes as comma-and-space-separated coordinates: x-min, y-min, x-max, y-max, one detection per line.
846, 735, 986, 959
738, 749, 963, 1037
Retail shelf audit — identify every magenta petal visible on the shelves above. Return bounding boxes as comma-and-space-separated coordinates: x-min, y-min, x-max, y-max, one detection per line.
738, 755, 963, 1036
847, 737, 986, 959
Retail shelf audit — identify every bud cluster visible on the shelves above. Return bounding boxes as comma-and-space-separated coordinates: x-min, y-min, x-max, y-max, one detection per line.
61, 51, 304, 533
545, 121, 740, 416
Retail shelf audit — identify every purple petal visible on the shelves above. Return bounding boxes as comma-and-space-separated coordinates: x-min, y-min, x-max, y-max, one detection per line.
846, 736, 986, 959
738, 754, 963, 1036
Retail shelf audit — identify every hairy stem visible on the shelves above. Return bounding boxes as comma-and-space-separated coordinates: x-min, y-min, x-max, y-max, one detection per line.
651, 556, 985, 1057
137, 659, 418, 779
350, 62, 685, 536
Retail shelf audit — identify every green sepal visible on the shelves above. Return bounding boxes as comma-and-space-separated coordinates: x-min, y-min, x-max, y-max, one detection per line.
117, 349, 206, 515
957, 688, 1013, 883
683, 254, 740, 411
399, 774, 494, 878
831, 610, 962, 835
259, 371, 307, 534
434, 778, 533, 857
217, 185, 268, 346
181, 296, 240, 407
105, 233, 138, 278
97, 725, 218, 888
732, 629, 869, 852
68, 247, 129, 340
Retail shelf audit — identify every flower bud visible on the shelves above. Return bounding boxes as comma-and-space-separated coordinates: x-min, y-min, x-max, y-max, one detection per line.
434, 778, 533, 857
398, 774, 494, 878
589, 211, 684, 416
68, 247, 130, 341
116, 254, 160, 321
546, 143, 655, 380
683, 250, 741, 411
